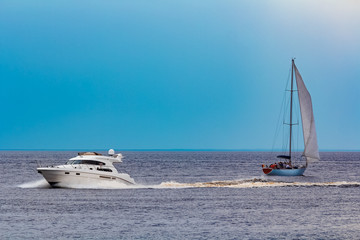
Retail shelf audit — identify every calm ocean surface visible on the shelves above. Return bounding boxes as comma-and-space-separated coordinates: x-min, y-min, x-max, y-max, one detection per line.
0, 151, 360, 239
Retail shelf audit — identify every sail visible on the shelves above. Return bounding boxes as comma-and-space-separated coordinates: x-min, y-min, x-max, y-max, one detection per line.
294, 64, 320, 163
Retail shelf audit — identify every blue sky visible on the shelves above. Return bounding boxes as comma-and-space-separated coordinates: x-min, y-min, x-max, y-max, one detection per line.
0, 0, 359, 150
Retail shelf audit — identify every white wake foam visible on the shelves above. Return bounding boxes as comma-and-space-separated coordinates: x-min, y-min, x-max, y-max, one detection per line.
54, 181, 145, 189
18, 179, 51, 189
18, 178, 143, 189
18, 178, 360, 189
157, 179, 360, 188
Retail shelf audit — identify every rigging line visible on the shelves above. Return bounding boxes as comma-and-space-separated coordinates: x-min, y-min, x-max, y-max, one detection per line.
294, 81, 301, 161
281, 107, 290, 154
282, 124, 287, 155
296, 113, 300, 162
289, 59, 295, 161
271, 64, 292, 154
282, 96, 291, 153
281, 66, 292, 154
296, 89, 300, 162
272, 90, 286, 152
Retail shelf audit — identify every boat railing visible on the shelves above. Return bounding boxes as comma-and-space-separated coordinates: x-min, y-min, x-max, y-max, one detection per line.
67, 163, 109, 171
38, 162, 114, 172
36, 161, 56, 169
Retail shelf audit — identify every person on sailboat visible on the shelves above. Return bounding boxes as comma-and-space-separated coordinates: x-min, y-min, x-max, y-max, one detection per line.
279, 162, 284, 169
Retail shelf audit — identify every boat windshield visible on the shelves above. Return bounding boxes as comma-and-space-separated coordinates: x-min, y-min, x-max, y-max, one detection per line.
66, 160, 106, 165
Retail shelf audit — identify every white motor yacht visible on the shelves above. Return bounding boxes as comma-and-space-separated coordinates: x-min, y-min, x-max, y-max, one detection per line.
37, 149, 135, 188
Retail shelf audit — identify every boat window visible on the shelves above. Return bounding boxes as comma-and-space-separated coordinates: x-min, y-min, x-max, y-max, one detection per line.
81, 160, 106, 166
66, 160, 105, 165
97, 168, 113, 172
99, 176, 111, 179
71, 160, 82, 164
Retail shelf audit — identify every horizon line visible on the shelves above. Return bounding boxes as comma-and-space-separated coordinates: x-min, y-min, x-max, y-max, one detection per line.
0, 148, 359, 152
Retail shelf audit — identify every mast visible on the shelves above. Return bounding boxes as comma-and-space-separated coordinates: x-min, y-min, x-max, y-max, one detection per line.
289, 59, 294, 163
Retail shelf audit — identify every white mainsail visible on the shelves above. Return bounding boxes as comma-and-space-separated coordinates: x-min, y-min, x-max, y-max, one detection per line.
294, 64, 320, 163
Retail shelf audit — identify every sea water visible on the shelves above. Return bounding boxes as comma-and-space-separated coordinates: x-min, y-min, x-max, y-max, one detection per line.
1, 151, 360, 239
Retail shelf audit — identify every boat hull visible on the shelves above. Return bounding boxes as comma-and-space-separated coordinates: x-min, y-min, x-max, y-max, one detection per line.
37, 168, 135, 188
262, 167, 306, 176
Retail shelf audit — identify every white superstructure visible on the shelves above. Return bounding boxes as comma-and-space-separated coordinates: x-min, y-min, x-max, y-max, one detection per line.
37, 149, 135, 188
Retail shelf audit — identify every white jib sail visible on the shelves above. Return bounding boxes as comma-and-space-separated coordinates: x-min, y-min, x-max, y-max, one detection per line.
294, 64, 320, 163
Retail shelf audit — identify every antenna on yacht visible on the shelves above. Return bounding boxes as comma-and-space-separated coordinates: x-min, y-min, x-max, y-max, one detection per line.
108, 149, 115, 156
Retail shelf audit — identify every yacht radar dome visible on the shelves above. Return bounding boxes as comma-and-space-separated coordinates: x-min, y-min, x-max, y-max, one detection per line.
108, 149, 115, 155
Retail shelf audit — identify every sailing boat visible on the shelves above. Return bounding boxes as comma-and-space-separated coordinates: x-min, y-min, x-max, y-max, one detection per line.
262, 59, 320, 176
